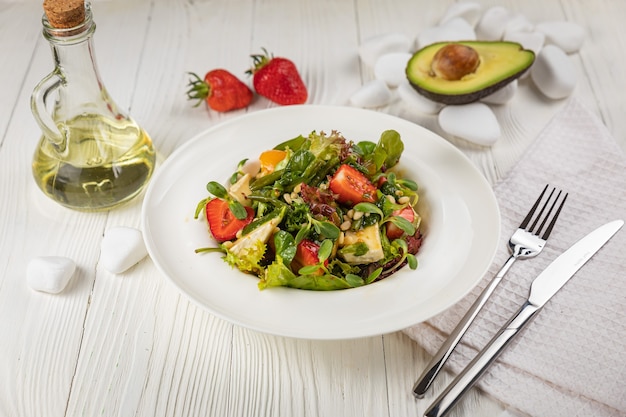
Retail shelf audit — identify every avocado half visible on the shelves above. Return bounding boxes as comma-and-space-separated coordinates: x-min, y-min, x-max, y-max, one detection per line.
406, 41, 535, 105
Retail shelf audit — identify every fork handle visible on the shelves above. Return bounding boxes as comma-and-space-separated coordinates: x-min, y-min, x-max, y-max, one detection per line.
412, 254, 517, 398
424, 301, 541, 417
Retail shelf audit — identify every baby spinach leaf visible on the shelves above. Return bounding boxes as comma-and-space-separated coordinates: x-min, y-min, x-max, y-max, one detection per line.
274, 230, 296, 264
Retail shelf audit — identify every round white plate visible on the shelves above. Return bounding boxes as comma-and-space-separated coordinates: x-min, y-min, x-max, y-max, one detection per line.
141, 105, 500, 340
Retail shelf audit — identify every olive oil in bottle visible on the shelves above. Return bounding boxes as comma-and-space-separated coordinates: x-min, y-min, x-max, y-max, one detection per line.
31, 1, 156, 211
32, 114, 155, 210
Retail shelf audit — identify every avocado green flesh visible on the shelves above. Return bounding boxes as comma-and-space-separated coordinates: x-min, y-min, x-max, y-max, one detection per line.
406, 41, 535, 105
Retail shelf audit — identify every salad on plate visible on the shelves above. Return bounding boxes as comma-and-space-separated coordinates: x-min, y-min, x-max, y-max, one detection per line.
194, 129, 423, 290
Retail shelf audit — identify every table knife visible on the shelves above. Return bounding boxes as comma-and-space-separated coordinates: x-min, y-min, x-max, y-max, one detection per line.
424, 219, 624, 417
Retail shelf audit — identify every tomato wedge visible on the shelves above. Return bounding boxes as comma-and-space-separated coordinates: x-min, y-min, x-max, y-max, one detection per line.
328, 164, 377, 205
205, 198, 254, 242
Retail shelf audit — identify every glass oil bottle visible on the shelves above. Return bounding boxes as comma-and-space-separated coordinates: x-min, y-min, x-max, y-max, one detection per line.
31, 0, 156, 211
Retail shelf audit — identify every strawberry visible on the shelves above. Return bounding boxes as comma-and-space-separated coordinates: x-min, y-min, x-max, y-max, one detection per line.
292, 239, 327, 275
328, 164, 377, 205
186, 70, 253, 112
247, 49, 307, 105
386, 206, 416, 240
205, 198, 254, 242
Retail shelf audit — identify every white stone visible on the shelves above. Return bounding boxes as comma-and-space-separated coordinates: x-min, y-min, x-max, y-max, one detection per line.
349, 79, 392, 108
439, 2, 482, 27
438, 103, 501, 146
476, 6, 511, 41
100, 226, 148, 274
530, 44, 577, 99
415, 17, 476, 50
503, 13, 534, 35
397, 80, 444, 115
27, 256, 76, 294
358, 33, 412, 68
504, 31, 545, 55
481, 80, 518, 105
374, 52, 412, 88
535, 21, 585, 54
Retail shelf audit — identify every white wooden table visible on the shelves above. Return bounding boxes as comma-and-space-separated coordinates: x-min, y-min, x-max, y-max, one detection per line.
1, 1, 624, 416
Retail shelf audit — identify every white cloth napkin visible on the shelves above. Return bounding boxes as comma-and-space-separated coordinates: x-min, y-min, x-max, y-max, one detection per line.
403, 98, 626, 417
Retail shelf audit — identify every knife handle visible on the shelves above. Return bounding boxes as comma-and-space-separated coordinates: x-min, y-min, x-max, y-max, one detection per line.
424, 301, 541, 417
413, 254, 517, 398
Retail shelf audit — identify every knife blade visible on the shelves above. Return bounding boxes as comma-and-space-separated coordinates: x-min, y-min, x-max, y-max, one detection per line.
423, 219, 624, 417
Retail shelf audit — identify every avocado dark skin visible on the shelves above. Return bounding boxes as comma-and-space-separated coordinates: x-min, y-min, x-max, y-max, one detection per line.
406, 41, 535, 105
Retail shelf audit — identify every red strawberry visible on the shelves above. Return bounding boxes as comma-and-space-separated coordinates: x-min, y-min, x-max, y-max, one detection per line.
247, 49, 307, 105
328, 164, 377, 205
292, 239, 327, 275
205, 198, 254, 242
386, 206, 416, 240
186, 70, 253, 112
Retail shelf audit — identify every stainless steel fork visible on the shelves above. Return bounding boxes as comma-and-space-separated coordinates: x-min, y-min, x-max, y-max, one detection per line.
412, 184, 568, 398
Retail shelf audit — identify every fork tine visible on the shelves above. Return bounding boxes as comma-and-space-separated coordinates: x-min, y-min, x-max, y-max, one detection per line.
529, 188, 556, 233
519, 184, 549, 229
539, 192, 568, 240
521, 184, 568, 239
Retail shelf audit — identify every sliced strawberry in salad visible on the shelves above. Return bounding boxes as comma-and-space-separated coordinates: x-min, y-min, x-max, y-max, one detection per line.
292, 239, 328, 275
328, 164, 377, 205
205, 198, 254, 242
386, 206, 416, 240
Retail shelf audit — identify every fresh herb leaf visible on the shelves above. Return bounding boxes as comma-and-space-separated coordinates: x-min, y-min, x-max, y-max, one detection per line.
318, 239, 334, 262
228, 200, 248, 220
354, 202, 384, 219
365, 267, 383, 284
387, 216, 416, 236
345, 273, 364, 287
206, 181, 228, 198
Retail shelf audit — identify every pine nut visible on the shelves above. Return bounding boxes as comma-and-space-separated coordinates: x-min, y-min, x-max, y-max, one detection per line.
352, 211, 363, 220
340, 220, 352, 231
398, 196, 410, 204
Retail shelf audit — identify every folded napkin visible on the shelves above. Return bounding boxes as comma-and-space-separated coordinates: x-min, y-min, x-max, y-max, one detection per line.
403, 98, 626, 417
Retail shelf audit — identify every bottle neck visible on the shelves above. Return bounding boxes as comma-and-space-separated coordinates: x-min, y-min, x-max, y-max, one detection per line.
42, 4, 101, 89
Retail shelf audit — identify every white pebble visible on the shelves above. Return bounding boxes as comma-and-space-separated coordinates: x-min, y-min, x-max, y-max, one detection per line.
398, 80, 444, 114
358, 32, 411, 68
530, 44, 577, 99
481, 80, 518, 105
349, 79, 392, 108
535, 21, 585, 54
439, 2, 482, 27
476, 6, 511, 41
374, 52, 412, 88
439, 103, 501, 146
504, 31, 545, 55
100, 226, 148, 274
27, 256, 76, 294
503, 13, 534, 36
415, 17, 476, 50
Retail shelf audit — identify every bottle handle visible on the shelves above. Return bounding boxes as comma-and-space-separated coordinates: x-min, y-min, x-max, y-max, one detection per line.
30, 71, 65, 147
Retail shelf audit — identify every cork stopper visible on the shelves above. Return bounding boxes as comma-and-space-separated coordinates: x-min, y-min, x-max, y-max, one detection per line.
43, 0, 85, 29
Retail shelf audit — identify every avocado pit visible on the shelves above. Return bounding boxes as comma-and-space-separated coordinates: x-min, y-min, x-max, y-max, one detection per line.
431, 43, 480, 81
